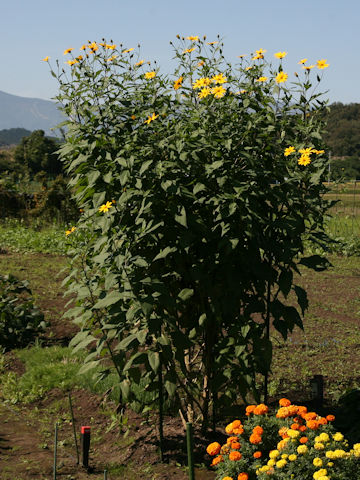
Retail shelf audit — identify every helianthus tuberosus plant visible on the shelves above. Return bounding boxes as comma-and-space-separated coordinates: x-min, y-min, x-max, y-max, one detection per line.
49, 37, 331, 429
207, 398, 360, 480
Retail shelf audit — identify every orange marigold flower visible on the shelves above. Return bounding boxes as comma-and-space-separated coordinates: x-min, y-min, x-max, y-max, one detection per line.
207, 442, 221, 456
279, 427, 289, 438
245, 405, 256, 415
304, 412, 317, 421
277, 438, 290, 451
254, 404, 268, 415
221, 444, 230, 454
300, 437, 308, 444
238, 474, 249, 480
222, 477, 233, 480
253, 426, 264, 435
318, 417, 328, 425
307, 420, 319, 430
291, 423, 300, 430
225, 423, 234, 434
231, 442, 241, 450
279, 398, 291, 407
253, 451, 262, 458
326, 414, 335, 422
232, 420, 242, 429
211, 454, 223, 466
299, 425, 307, 432
227, 436, 239, 445
229, 451, 242, 461
249, 433, 262, 445
297, 406, 308, 416
233, 426, 244, 435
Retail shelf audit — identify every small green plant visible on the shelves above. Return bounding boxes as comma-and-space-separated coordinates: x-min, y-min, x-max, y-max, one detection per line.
0, 274, 46, 351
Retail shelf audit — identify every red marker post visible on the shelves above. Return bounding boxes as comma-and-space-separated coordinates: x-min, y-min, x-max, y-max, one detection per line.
80, 426, 91, 469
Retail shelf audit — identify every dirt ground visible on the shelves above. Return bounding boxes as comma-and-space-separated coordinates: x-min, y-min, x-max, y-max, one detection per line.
1, 252, 360, 479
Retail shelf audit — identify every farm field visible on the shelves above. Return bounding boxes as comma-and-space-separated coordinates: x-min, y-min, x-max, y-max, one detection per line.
1, 222, 360, 478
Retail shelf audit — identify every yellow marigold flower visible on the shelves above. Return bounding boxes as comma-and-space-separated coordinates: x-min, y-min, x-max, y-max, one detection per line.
123, 47, 134, 53
99, 201, 113, 213
318, 433, 330, 443
284, 146, 295, 156
287, 429, 300, 438
63, 47, 74, 55
193, 77, 211, 89
333, 432, 344, 442
303, 65, 315, 71
288, 454, 297, 461
186, 36, 199, 41
211, 73, 227, 84
317, 59, 329, 69
274, 51, 287, 59
256, 76, 268, 82
105, 44, 116, 49
315, 443, 325, 450
297, 445, 308, 454
298, 154, 311, 166
353, 443, 360, 450
269, 450, 280, 459
313, 469, 327, 480
313, 457, 323, 467
298, 58, 307, 64
145, 113, 159, 124
183, 48, 195, 54
198, 87, 211, 99
173, 76, 183, 90
145, 71, 156, 79
275, 71, 288, 83
276, 459, 287, 468
207, 41, 218, 45
88, 42, 98, 52
267, 459, 276, 467
212, 86, 226, 98
135, 60, 144, 67
43, 56, 49, 62
221, 477, 233, 480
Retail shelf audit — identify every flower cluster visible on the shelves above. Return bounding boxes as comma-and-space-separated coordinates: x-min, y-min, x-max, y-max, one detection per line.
207, 399, 360, 480
284, 146, 325, 166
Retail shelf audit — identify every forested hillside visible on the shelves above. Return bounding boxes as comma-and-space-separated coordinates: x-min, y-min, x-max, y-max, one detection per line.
325, 102, 360, 157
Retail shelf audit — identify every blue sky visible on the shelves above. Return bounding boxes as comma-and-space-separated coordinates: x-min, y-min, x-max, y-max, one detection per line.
2, 0, 359, 104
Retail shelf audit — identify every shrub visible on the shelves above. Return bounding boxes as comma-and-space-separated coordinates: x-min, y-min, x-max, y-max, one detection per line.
0, 274, 46, 351
207, 399, 360, 480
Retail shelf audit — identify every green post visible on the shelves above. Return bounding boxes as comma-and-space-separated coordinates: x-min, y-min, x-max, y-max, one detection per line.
186, 422, 195, 480
53, 423, 58, 480
158, 363, 164, 462
104, 469, 108, 480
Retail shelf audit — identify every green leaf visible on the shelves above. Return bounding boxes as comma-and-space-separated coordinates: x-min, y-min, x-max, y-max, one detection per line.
175, 206, 187, 227
153, 247, 176, 262
178, 288, 194, 301
93, 291, 123, 309
148, 351, 160, 372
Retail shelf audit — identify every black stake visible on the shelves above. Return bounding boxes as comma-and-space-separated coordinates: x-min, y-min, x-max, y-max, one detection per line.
186, 422, 195, 480
68, 393, 79, 464
53, 423, 58, 480
158, 361, 164, 462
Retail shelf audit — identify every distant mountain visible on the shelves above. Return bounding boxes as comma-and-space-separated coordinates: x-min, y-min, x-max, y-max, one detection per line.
0, 128, 32, 146
0, 90, 65, 136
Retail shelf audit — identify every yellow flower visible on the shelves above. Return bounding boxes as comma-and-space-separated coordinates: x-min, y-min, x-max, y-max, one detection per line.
63, 48, 74, 55
252, 48, 266, 60
269, 450, 280, 459
183, 48, 195, 54
65, 226, 76, 236
198, 87, 211, 99
193, 77, 211, 89
314, 443, 325, 450
297, 445, 308, 454
245, 66, 253, 71
105, 44, 116, 50
66, 60, 78, 66
313, 149, 325, 155
317, 59, 329, 69
333, 432, 344, 442
298, 154, 311, 166
99, 201, 113, 213
275, 72, 288, 83
186, 36, 199, 41
207, 41, 218, 45
238, 54, 247, 58
287, 429, 300, 438
42, 56, 49, 62
276, 459, 287, 468
197, 60, 205, 67
145, 113, 159, 124
256, 76, 268, 82
303, 65, 315, 71
298, 58, 307, 64
135, 60, 144, 67
173, 76, 183, 90
313, 469, 327, 480
299, 147, 315, 155
123, 47, 134, 53
288, 454, 297, 461
107, 55, 118, 62
88, 42, 98, 52
212, 73, 227, 84
274, 51, 287, 59
145, 71, 156, 79
80, 45, 87, 51
318, 433, 330, 443
284, 146, 295, 156
212, 86, 226, 98
313, 458, 323, 467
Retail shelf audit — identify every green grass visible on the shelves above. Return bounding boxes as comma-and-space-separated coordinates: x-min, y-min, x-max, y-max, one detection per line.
0, 218, 67, 254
